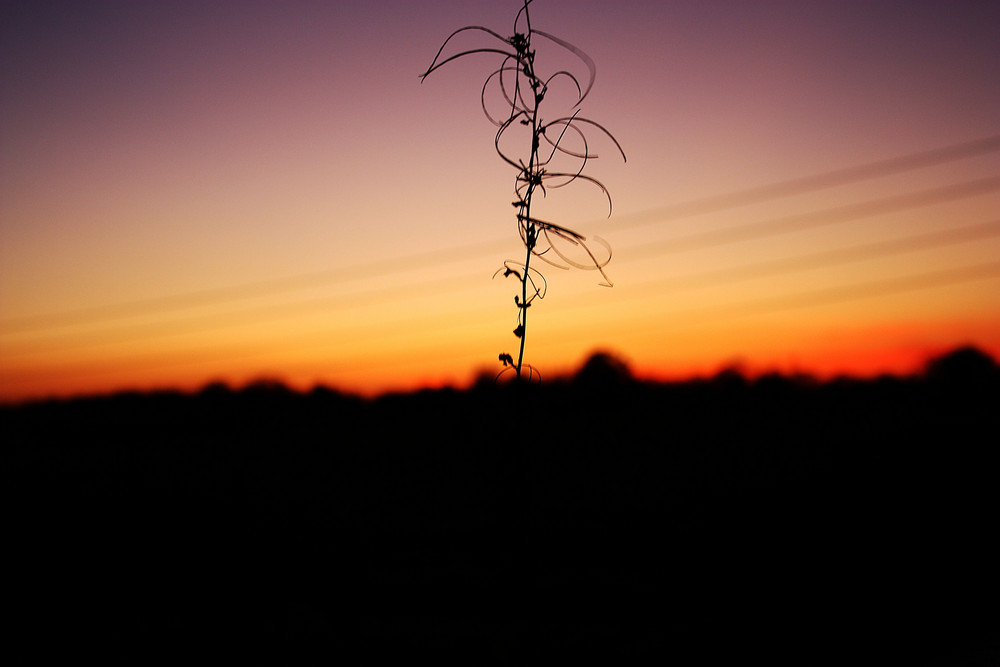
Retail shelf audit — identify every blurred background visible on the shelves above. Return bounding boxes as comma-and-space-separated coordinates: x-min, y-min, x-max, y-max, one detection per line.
3, 0, 998, 402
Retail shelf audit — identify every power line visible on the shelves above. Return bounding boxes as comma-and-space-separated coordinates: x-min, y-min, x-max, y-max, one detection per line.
0, 238, 502, 334
613, 134, 1000, 230
4, 191, 998, 351
672, 261, 1000, 324
629, 219, 1000, 295
0, 270, 490, 356
7, 220, 999, 359
11, 261, 1000, 387
3, 135, 997, 335
625, 176, 1000, 256
539, 261, 1000, 348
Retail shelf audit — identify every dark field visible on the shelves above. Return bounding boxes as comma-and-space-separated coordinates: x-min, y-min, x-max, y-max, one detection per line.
4, 348, 998, 662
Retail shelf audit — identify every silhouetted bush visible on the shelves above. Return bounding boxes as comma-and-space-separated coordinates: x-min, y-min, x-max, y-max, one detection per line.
925, 344, 999, 388
573, 351, 633, 389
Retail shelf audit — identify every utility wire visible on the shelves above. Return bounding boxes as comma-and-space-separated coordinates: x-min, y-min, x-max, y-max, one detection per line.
0, 238, 502, 334
624, 176, 1000, 256
3, 135, 998, 334
613, 134, 1000, 230
3, 184, 998, 350
6, 218, 999, 358
1, 272, 489, 356
539, 261, 1000, 348
11, 260, 1000, 387
4, 174, 997, 339
625, 219, 1000, 295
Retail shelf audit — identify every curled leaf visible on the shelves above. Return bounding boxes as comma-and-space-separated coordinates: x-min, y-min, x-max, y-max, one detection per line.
422, 0, 623, 377
532, 29, 596, 104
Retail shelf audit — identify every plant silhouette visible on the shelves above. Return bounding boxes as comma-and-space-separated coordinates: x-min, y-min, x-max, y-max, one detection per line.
420, 0, 625, 381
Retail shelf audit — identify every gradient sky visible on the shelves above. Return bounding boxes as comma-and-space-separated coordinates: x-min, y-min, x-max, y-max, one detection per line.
2, 0, 999, 402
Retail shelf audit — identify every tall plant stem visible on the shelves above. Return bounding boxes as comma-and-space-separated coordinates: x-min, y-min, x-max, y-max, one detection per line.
420, 0, 624, 381
516, 211, 534, 380
515, 99, 541, 380
514, 192, 536, 381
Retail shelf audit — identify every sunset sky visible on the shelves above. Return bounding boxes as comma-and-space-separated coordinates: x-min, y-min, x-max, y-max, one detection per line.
2, 0, 999, 402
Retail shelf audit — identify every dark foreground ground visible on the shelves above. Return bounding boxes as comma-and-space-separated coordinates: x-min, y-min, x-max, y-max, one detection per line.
3, 348, 998, 662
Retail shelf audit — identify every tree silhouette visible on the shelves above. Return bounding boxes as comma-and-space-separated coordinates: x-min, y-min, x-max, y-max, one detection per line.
420, 0, 625, 381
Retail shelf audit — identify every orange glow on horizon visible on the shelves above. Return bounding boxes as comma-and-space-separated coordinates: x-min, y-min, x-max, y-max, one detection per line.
4, 324, 999, 405
2, 2, 999, 405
